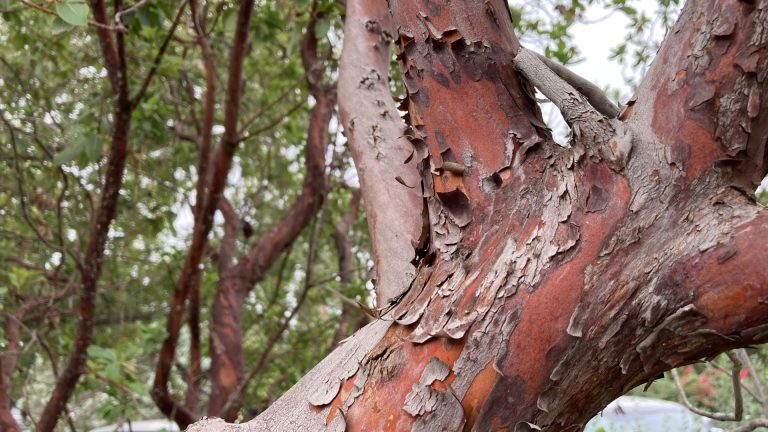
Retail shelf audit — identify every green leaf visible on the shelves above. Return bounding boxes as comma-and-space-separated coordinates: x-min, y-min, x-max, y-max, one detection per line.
126, 380, 147, 394
53, 141, 84, 165
83, 133, 102, 161
105, 361, 121, 381
314, 18, 330, 39
51, 16, 75, 35
88, 345, 117, 362
55, 1, 89, 27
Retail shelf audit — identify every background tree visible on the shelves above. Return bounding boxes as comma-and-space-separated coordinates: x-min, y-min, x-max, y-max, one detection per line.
1, 0, 366, 429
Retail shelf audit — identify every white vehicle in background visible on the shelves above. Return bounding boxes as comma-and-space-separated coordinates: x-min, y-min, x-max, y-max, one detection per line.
89, 419, 180, 432
584, 396, 722, 432
10, 407, 29, 431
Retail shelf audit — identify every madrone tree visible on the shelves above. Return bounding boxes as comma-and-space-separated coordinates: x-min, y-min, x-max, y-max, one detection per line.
191, 0, 768, 430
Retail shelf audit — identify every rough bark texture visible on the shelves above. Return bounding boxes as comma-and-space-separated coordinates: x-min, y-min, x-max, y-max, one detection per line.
337, 0, 424, 306
190, 0, 768, 430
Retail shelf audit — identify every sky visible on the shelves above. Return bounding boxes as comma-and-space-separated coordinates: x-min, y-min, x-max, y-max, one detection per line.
532, 0, 674, 140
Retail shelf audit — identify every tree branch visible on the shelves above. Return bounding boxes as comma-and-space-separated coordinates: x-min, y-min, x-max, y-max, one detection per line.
36, 0, 133, 427
512, 47, 605, 126
728, 418, 768, 432
17, 0, 116, 30
337, 0, 423, 305
330, 188, 364, 348
238, 0, 334, 289
151, 0, 254, 424
184, 275, 202, 415
114, 0, 150, 32
238, 99, 306, 143
217, 196, 240, 272
237, 77, 304, 136
671, 351, 743, 422
332, 188, 362, 284
512, 47, 630, 168
220, 212, 324, 418
532, 50, 621, 118
205, 2, 334, 417
739, 349, 768, 416
130, 0, 187, 109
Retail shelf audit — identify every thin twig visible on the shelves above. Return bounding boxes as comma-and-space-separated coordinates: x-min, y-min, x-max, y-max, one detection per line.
237, 77, 304, 135
114, 0, 150, 32
739, 349, 768, 416
131, 0, 188, 109
18, 0, 117, 30
1, 111, 64, 255
671, 352, 743, 422
728, 418, 768, 432
220, 210, 325, 417
710, 359, 761, 404
238, 100, 306, 143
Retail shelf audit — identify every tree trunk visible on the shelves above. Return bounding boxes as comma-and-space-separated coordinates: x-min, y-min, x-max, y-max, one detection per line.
204, 6, 334, 419
190, 0, 768, 430
208, 273, 248, 417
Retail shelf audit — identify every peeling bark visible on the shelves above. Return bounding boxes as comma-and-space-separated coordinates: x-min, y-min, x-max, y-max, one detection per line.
191, 0, 768, 430
337, 0, 423, 305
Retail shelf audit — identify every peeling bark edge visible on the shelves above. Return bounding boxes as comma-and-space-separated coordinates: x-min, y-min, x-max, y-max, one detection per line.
186, 320, 393, 431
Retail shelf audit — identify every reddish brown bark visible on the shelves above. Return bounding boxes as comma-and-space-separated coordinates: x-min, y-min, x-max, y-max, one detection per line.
337, 0, 423, 306
150, 0, 336, 425
206, 5, 335, 416
35, 0, 133, 429
191, 0, 768, 430
181, 0, 213, 415
0, 283, 74, 431
151, 0, 254, 424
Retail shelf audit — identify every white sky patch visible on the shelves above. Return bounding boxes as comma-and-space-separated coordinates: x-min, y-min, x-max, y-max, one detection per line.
168, 201, 194, 246
569, 2, 665, 97
537, 1, 669, 142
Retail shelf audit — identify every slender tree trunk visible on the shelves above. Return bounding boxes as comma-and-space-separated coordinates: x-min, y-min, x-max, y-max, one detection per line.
37, 0, 133, 427
191, 0, 768, 430
151, 0, 255, 424
0, 315, 22, 431
208, 274, 247, 416
204, 2, 335, 419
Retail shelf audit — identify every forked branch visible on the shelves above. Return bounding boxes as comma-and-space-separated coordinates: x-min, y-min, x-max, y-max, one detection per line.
532, 50, 621, 118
